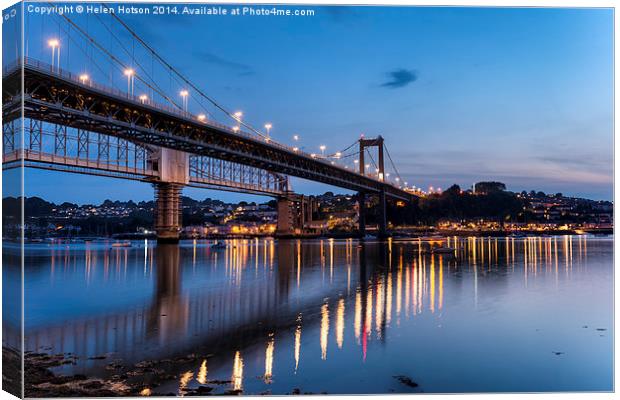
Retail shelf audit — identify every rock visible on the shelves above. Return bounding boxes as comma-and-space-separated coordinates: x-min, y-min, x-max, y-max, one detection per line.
194, 386, 214, 394
393, 375, 419, 388
82, 380, 104, 389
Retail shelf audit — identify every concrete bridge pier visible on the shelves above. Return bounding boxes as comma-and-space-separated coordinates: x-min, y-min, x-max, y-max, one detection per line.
151, 148, 190, 244
276, 196, 295, 236
276, 193, 314, 237
154, 183, 184, 243
358, 192, 366, 237
377, 189, 388, 238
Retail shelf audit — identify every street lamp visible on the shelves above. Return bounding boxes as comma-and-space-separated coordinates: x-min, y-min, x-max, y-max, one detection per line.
79, 74, 89, 84
293, 134, 299, 141
180, 90, 189, 112
335, 152, 342, 159
232, 126, 240, 133
48, 39, 60, 71
139, 94, 148, 104
197, 114, 206, 122
264, 123, 272, 138
233, 111, 243, 123
124, 68, 135, 96
319, 145, 326, 157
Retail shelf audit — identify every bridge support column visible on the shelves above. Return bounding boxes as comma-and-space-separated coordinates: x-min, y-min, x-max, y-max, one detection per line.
154, 183, 183, 243
378, 190, 387, 238
358, 192, 366, 237
276, 196, 294, 237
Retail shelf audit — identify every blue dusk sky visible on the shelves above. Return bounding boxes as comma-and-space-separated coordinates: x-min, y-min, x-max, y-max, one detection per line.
10, 4, 614, 204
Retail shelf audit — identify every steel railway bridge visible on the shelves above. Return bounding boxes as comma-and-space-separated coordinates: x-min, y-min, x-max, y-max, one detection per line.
2, 59, 415, 242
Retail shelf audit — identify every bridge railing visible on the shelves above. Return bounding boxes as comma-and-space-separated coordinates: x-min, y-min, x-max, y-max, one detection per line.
6, 58, 406, 192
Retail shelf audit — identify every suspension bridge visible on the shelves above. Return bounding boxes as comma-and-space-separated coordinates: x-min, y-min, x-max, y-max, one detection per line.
2, 8, 420, 242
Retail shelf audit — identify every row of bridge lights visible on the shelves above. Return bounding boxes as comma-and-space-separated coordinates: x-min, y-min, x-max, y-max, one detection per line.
48, 38, 437, 193
47, 38, 327, 159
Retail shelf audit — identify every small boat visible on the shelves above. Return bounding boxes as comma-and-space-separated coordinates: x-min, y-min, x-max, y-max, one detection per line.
111, 241, 132, 248
211, 242, 227, 249
419, 236, 444, 242
431, 246, 456, 254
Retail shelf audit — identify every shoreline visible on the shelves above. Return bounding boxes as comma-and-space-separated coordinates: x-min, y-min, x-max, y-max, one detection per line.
12, 228, 613, 243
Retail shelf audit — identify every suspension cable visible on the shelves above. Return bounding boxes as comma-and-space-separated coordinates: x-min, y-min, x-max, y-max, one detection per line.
106, 8, 272, 140
92, 13, 175, 110
52, 5, 183, 111
384, 143, 403, 183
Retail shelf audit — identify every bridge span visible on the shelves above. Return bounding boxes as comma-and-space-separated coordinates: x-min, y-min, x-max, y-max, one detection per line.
3, 59, 416, 241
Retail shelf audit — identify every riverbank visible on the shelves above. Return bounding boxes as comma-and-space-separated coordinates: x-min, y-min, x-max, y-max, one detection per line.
13, 227, 612, 244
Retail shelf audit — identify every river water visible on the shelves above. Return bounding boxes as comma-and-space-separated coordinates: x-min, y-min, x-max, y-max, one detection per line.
5, 236, 614, 394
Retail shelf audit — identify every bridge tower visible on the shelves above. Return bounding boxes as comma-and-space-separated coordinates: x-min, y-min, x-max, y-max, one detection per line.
358, 136, 387, 237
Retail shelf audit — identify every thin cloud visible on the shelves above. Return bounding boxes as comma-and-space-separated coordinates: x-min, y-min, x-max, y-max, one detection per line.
381, 69, 417, 89
324, 6, 360, 22
195, 52, 255, 77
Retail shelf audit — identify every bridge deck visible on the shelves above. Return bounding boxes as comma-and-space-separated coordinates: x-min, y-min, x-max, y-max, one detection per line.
3, 59, 415, 202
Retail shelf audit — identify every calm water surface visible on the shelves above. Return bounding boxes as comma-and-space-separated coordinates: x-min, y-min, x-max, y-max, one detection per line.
5, 236, 614, 394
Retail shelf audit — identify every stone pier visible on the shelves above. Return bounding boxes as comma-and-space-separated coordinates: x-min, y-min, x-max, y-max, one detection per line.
150, 148, 189, 243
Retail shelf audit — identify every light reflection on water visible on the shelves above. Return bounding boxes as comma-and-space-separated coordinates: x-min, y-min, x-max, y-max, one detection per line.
3, 235, 613, 393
